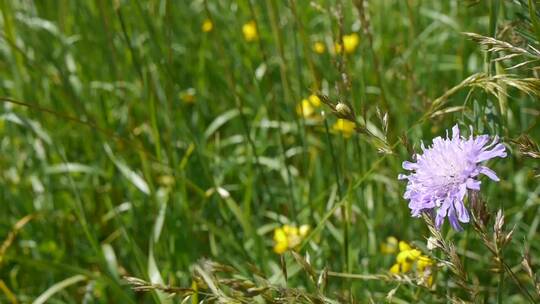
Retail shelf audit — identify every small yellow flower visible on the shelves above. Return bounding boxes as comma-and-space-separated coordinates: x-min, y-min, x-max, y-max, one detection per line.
296, 99, 315, 118
401, 260, 412, 273
282, 224, 296, 235
389, 263, 400, 274
313, 41, 325, 54
334, 43, 343, 54
308, 94, 321, 107
242, 21, 258, 42
389, 261, 412, 273
417, 255, 434, 272
299, 224, 310, 238
273, 228, 289, 254
332, 119, 356, 138
398, 241, 412, 252
427, 275, 434, 287
389, 240, 435, 287
380, 236, 399, 254
396, 248, 421, 263
396, 241, 421, 263
296, 94, 321, 118
272, 224, 310, 254
202, 19, 213, 33
342, 33, 359, 53
334, 33, 360, 54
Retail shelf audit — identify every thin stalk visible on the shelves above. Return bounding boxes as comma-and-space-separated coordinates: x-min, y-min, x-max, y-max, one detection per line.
323, 118, 348, 273
352, 0, 389, 111
203, 0, 272, 267
115, 7, 144, 81
203, 0, 273, 207
250, 0, 298, 219
288, 0, 319, 89
289, 2, 313, 223
487, 0, 500, 76
497, 260, 504, 304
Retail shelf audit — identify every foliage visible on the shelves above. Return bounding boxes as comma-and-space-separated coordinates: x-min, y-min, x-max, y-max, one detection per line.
0, 0, 539, 303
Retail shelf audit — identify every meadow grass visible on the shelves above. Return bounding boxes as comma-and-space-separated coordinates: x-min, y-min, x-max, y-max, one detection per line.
0, 0, 539, 303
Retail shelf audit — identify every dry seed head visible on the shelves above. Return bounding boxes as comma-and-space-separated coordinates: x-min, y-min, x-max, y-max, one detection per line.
335, 102, 352, 117
494, 209, 505, 233
426, 237, 440, 251
521, 250, 534, 278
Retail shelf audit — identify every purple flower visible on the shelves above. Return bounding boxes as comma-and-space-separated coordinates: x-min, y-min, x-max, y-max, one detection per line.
399, 125, 507, 231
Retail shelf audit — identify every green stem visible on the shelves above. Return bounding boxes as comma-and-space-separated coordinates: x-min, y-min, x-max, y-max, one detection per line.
323, 118, 348, 273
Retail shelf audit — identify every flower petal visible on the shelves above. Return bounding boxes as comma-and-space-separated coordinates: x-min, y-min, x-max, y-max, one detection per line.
452, 124, 460, 139
448, 207, 463, 231
466, 178, 481, 190
479, 166, 500, 181
435, 202, 450, 229
402, 161, 418, 171
398, 174, 409, 180
454, 200, 470, 223
435, 213, 445, 230
476, 143, 507, 162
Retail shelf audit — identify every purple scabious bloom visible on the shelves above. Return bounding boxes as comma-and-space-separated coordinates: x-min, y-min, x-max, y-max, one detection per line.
399, 125, 507, 231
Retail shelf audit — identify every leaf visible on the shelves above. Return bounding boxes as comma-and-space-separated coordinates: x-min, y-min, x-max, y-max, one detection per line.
148, 188, 171, 304
102, 244, 119, 279
204, 109, 240, 139
255, 63, 267, 80
45, 163, 104, 175
104, 144, 150, 195
153, 188, 169, 243
1, 113, 52, 144
430, 106, 466, 118
148, 244, 172, 304
33, 275, 86, 304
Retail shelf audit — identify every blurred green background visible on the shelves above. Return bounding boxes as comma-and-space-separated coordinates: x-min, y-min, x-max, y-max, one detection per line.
0, 0, 539, 303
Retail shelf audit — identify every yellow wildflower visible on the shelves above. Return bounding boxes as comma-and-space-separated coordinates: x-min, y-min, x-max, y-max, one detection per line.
296, 94, 321, 118
398, 240, 412, 251
343, 33, 359, 53
389, 263, 400, 274
417, 255, 434, 272
202, 19, 213, 33
396, 241, 421, 264
242, 21, 258, 42
401, 260, 412, 272
390, 261, 412, 274
334, 43, 343, 54
273, 228, 289, 254
334, 33, 360, 54
426, 275, 434, 287
272, 224, 310, 254
389, 240, 435, 287
417, 255, 435, 287
380, 236, 398, 254
297, 99, 315, 118
332, 119, 356, 138
313, 41, 325, 54
396, 248, 421, 263
308, 94, 321, 107
396, 241, 422, 263
299, 224, 310, 237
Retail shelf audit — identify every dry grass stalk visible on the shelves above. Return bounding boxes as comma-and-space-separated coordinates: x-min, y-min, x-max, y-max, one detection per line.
463, 32, 540, 69
427, 73, 540, 117
470, 195, 537, 303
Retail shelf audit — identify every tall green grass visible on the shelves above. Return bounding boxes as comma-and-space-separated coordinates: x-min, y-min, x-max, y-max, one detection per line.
0, 0, 539, 303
